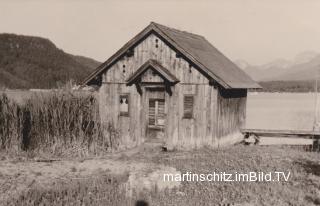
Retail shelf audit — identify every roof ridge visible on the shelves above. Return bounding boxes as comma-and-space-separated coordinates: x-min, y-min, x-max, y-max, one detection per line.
150, 22, 205, 39
151, 22, 229, 87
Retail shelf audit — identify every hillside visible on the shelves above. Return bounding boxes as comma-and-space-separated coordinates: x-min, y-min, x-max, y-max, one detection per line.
258, 80, 318, 93
0, 33, 100, 89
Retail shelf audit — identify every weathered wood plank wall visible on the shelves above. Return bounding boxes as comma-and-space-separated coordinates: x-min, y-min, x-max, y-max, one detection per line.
216, 89, 247, 146
104, 33, 208, 84
99, 33, 246, 150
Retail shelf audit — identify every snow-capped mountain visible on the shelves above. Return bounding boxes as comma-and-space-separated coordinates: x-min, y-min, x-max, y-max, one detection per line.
234, 51, 320, 81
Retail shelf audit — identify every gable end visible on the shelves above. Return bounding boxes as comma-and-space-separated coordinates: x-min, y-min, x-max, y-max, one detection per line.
82, 22, 261, 89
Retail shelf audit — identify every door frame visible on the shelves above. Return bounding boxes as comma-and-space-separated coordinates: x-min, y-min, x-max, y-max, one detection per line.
143, 86, 167, 141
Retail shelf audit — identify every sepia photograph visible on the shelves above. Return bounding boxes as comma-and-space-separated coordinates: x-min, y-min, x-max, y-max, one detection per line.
0, 0, 320, 205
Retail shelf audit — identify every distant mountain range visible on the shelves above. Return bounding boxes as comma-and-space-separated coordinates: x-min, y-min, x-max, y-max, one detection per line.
0, 33, 100, 89
234, 51, 320, 81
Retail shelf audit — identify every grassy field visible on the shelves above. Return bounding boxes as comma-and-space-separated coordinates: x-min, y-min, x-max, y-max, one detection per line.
0, 145, 319, 205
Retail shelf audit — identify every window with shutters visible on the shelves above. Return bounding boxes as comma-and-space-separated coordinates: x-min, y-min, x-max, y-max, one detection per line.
183, 95, 194, 119
148, 98, 165, 127
119, 94, 129, 116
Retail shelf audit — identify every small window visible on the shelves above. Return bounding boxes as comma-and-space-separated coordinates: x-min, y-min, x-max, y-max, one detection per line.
120, 94, 129, 116
183, 95, 194, 119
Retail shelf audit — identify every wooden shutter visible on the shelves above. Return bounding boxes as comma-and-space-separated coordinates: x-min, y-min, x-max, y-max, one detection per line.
149, 98, 165, 127
157, 99, 165, 126
183, 95, 194, 118
149, 100, 156, 126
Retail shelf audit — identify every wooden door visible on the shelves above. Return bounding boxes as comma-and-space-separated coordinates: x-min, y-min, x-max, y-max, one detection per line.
146, 88, 166, 141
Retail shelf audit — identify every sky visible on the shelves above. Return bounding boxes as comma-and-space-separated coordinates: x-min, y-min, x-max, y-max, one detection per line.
1, 0, 320, 65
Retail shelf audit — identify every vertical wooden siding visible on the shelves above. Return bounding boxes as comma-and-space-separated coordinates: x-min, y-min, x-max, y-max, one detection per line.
99, 33, 245, 149
216, 88, 247, 146
103, 33, 208, 84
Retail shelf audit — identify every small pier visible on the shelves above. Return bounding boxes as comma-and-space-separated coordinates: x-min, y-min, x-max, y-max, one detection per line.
241, 129, 320, 151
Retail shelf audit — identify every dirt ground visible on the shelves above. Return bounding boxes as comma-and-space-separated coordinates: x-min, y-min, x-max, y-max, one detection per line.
0, 144, 180, 204
0, 145, 320, 206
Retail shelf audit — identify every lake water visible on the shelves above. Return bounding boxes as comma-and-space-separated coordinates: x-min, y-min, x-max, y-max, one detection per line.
246, 92, 317, 131
246, 92, 317, 145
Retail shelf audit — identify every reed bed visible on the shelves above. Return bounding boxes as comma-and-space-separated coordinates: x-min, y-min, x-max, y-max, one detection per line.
0, 94, 23, 152
0, 91, 118, 157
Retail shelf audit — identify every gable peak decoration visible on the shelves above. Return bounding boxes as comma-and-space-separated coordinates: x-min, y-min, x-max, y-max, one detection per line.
126, 59, 179, 86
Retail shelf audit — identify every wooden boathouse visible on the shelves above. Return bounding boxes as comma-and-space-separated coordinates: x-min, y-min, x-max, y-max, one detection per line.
82, 22, 261, 150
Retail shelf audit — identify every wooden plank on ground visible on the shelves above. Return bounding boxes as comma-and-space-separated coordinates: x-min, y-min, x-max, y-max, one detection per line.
241, 129, 320, 139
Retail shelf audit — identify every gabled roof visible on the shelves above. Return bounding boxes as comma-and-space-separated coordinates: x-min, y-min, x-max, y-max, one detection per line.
126, 59, 179, 86
82, 22, 261, 89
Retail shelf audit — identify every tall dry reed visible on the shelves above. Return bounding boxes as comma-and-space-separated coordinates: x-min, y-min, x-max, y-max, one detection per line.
0, 94, 23, 152
0, 91, 119, 156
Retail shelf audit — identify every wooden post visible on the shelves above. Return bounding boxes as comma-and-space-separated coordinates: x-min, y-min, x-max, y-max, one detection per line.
313, 136, 320, 152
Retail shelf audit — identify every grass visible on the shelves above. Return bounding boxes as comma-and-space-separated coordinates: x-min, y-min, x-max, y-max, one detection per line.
4, 174, 130, 206
1, 145, 319, 206
128, 145, 320, 205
